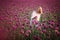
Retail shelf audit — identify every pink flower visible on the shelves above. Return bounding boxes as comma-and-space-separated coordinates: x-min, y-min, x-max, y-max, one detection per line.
55, 30, 60, 36
32, 19, 38, 25
55, 27, 59, 30
49, 20, 55, 25
20, 26, 25, 29
55, 30, 59, 33
42, 23, 48, 29
26, 30, 31, 34
42, 29, 47, 33
36, 27, 41, 31
29, 25, 33, 28
49, 25, 54, 29
24, 33, 29, 37
40, 31, 43, 34
33, 35, 41, 40
44, 25, 48, 29
20, 29, 24, 34
24, 18, 30, 24
24, 30, 31, 37
12, 25, 17, 30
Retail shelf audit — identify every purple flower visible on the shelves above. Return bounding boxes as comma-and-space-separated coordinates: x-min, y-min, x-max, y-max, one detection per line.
42, 23, 48, 29
32, 19, 39, 25
33, 35, 41, 40
55, 27, 59, 30
36, 27, 41, 31
12, 25, 17, 30
20, 29, 24, 34
55, 30, 60, 36
20, 26, 25, 29
49, 25, 54, 29
24, 33, 29, 37
26, 30, 31, 34
48, 20, 55, 26
42, 29, 47, 33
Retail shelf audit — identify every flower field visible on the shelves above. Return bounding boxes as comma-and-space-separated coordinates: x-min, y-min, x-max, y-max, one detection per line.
0, 9, 60, 40
0, 0, 60, 40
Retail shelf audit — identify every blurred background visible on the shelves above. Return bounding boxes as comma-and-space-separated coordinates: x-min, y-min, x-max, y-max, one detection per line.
0, 0, 60, 40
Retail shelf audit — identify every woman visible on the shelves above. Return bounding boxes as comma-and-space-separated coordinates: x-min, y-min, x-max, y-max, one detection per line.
30, 7, 43, 26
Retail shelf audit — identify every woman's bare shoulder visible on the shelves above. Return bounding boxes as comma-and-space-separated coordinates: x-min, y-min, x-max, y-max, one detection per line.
32, 10, 36, 13
31, 10, 36, 14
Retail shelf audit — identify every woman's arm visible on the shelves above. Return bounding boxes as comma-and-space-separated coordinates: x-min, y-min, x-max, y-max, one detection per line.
30, 11, 36, 25
31, 11, 36, 19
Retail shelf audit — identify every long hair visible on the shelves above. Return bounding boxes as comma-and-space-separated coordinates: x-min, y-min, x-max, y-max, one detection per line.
37, 7, 43, 14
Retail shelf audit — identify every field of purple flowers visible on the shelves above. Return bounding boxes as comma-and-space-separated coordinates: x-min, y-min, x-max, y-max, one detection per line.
0, 0, 60, 40
0, 8, 60, 40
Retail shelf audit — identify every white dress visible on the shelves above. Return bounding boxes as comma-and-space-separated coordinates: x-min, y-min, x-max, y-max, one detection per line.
30, 10, 41, 25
